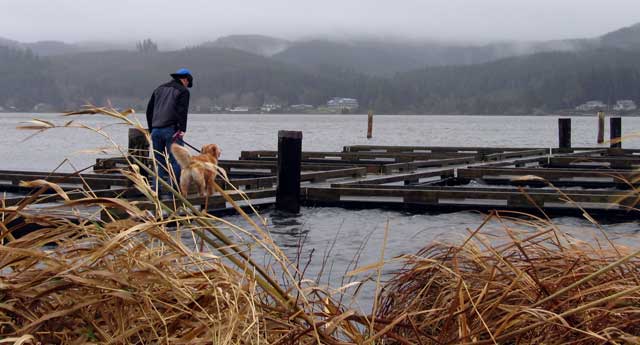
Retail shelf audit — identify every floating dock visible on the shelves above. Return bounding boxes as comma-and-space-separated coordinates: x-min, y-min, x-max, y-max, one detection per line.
2, 117, 638, 234
2, 144, 638, 222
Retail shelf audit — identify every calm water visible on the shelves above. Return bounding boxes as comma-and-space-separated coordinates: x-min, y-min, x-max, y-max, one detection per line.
2, 113, 640, 311
3, 113, 640, 171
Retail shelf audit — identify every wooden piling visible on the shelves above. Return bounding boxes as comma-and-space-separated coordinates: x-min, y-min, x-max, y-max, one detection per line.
610, 117, 622, 148
128, 128, 149, 158
367, 111, 373, 139
558, 118, 571, 150
597, 111, 605, 144
276, 130, 302, 213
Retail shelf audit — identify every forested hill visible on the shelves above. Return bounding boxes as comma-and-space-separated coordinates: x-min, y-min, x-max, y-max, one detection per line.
272, 22, 640, 77
3, 45, 370, 111
1, 24, 640, 114
386, 49, 640, 114
600, 22, 640, 48
0, 46, 61, 110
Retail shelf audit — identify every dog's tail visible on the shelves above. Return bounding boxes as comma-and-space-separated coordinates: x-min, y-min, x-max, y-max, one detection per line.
170, 144, 191, 168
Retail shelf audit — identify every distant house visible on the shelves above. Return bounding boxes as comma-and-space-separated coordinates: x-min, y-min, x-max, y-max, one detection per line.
290, 104, 314, 111
576, 100, 606, 111
327, 97, 359, 111
613, 100, 637, 112
260, 103, 282, 113
227, 106, 250, 113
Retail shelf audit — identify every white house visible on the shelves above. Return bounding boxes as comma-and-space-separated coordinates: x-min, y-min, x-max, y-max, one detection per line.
576, 100, 607, 111
227, 106, 250, 113
260, 103, 282, 113
290, 104, 314, 111
327, 97, 359, 111
613, 100, 637, 112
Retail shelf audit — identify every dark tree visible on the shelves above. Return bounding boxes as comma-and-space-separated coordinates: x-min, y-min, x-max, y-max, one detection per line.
136, 39, 158, 53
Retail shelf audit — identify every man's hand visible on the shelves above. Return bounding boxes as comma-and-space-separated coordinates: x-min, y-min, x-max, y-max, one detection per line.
172, 130, 185, 141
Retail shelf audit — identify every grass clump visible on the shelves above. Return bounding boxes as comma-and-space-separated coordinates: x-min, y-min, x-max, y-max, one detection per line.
377, 212, 640, 344
0, 218, 269, 344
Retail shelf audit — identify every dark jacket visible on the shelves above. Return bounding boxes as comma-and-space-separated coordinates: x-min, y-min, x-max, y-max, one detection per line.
146, 80, 190, 132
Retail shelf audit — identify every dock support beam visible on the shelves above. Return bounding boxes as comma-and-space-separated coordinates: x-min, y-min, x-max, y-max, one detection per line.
558, 118, 571, 151
367, 111, 373, 139
597, 111, 605, 144
610, 117, 622, 149
276, 130, 302, 213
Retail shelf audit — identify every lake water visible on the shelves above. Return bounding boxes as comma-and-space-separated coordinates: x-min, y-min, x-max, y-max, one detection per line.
2, 112, 640, 312
3, 113, 640, 171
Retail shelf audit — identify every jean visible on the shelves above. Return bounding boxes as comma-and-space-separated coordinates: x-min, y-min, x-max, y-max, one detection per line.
150, 126, 183, 192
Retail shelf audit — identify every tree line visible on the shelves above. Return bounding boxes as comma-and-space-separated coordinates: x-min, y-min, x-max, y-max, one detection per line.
1, 44, 639, 114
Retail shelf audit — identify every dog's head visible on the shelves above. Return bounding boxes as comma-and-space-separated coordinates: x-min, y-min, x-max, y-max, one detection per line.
201, 144, 221, 159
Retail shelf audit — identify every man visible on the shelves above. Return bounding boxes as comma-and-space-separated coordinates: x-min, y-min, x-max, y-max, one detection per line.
146, 68, 193, 194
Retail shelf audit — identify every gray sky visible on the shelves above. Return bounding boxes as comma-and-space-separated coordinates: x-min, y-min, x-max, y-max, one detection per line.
2, 0, 639, 44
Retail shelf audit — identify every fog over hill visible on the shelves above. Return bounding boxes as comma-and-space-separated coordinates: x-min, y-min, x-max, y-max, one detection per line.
1, 21, 640, 114
201, 35, 291, 57
5, 20, 637, 75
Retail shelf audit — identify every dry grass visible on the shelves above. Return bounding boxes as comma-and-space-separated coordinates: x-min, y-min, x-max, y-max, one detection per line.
1, 107, 370, 344
0, 218, 268, 344
377, 211, 640, 345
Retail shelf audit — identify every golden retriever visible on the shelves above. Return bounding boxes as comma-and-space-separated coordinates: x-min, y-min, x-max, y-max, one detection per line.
170, 143, 221, 197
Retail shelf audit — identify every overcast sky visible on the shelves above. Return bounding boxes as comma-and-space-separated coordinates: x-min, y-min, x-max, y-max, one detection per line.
2, 0, 639, 45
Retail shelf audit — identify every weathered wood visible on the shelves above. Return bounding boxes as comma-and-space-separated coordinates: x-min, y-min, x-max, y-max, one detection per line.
303, 186, 634, 210
610, 117, 622, 149
0, 172, 131, 188
367, 111, 373, 139
344, 145, 547, 153
548, 156, 640, 169
276, 131, 302, 213
458, 167, 638, 180
559, 118, 571, 150
334, 169, 454, 186
2, 188, 133, 207
479, 157, 548, 168
303, 167, 368, 183
597, 111, 605, 144
483, 149, 548, 161
482, 177, 631, 189
328, 184, 634, 195
220, 159, 359, 172
241, 150, 478, 161
101, 189, 277, 220
128, 128, 149, 158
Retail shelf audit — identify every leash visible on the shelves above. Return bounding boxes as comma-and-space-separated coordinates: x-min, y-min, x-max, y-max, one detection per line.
182, 140, 201, 153
171, 131, 201, 153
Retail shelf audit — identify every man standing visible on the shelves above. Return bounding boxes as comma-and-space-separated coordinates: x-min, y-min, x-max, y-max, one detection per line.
146, 68, 193, 194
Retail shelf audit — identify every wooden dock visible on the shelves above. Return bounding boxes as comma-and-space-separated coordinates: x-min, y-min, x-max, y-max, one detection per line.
2, 115, 638, 228
2, 143, 638, 225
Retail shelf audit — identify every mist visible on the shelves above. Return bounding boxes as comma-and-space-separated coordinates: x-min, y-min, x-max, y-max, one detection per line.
2, 0, 639, 46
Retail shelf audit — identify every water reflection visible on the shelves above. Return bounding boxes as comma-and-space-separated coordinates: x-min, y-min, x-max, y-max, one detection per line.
268, 210, 310, 248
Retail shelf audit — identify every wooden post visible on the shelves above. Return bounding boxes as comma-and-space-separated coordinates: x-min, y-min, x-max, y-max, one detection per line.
367, 111, 373, 139
558, 118, 571, 151
610, 117, 622, 148
597, 111, 605, 144
128, 128, 149, 158
276, 130, 302, 213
